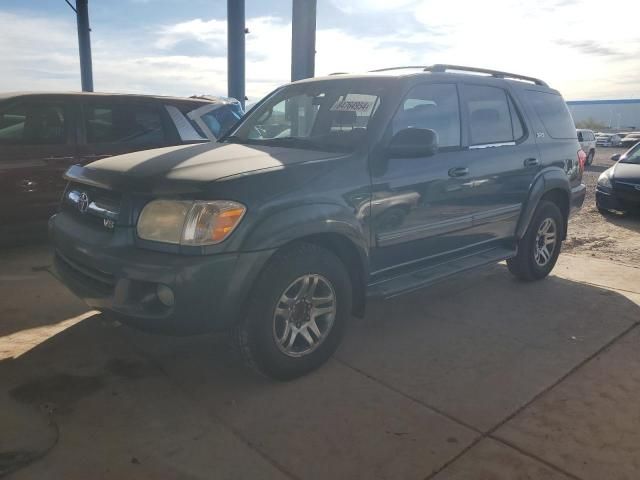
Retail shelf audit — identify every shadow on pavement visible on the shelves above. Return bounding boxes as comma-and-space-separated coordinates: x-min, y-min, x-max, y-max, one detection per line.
1, 264, 639, 479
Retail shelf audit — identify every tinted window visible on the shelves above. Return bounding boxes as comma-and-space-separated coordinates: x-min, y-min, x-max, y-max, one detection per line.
392, 84, 460, 148
0, 101, 66, 145
84, 103, 165, 145
525, 90, 576, 139
463, 85, 514, 145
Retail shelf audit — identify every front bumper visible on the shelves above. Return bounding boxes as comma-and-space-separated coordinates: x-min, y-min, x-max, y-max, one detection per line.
49, 212, 275, 334
596, 186, 640, 212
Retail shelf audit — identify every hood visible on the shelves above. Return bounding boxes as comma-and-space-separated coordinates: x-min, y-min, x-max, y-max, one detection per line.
612, 161, 640, 183
66, 142, 345, 193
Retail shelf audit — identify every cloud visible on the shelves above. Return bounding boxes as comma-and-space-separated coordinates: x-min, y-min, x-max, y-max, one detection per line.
556, 40, 621, 57
330, 0, 419, 14
0, 3, 639, 102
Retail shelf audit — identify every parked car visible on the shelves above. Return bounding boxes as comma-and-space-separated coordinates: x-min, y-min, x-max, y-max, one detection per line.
577, 128, 596, 165
596, 143, 640, 214
0, 92, 242, 238
50, 64, 586, 379
595, 132, 622, 147
620, 132, 640, 149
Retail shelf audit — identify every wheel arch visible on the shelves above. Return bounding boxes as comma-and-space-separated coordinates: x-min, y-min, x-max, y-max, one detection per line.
517, 170, 571, 240
240, 203, 370, 318
285, 233, 368, 317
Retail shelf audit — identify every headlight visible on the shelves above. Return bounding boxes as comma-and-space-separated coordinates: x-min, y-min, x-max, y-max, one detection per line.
597, 171, 613, 189
137, 200, 246, 245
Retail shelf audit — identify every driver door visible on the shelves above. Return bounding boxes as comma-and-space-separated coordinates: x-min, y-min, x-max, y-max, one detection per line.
369, 82, 479, 274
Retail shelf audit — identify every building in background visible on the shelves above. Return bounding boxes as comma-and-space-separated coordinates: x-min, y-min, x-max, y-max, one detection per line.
567, 99, 640, 132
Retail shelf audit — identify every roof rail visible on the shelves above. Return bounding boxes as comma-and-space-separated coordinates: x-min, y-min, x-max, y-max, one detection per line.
368, 66, 431, 72
425, 64, 548, 86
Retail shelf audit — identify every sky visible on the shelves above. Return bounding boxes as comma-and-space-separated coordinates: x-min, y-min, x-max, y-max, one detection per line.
0, 0, 639, 102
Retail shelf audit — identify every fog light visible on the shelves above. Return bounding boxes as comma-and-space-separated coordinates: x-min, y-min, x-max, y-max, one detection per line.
156, 284, 175, 307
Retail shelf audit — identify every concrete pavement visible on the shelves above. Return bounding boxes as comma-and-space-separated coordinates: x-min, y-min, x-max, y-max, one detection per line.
1, 246, 639, 479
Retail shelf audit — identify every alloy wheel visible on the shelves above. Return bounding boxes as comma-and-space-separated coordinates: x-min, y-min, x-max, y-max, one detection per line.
534, 217, 557, 267
272, 274, 337, 357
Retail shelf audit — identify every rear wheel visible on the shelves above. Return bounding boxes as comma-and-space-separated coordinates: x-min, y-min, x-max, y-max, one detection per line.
508, 201, 564, 281
586, 150, 594, 165
234, 243, 352, 380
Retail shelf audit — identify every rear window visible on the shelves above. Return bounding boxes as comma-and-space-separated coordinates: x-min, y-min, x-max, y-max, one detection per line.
526, 91, 576, 139
200, 104, 243, 138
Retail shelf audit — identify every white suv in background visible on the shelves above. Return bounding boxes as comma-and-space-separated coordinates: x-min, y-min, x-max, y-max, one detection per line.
577, 129, 596, 165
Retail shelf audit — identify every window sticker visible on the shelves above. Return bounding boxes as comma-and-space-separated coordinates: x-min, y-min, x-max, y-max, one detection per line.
330, 94, 377, 115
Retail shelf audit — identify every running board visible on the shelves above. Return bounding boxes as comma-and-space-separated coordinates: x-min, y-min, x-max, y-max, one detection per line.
367, 247, 516, 299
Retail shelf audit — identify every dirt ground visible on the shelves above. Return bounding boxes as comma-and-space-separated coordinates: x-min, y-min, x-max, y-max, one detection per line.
564, 147, 640, 266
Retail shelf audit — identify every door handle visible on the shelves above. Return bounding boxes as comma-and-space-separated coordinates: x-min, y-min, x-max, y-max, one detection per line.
448, 167, 469, 177
524, 158, 540, 167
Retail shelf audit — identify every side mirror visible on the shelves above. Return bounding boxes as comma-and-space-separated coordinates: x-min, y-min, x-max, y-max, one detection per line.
610, 153, 621, 161
386, 128, 438, 158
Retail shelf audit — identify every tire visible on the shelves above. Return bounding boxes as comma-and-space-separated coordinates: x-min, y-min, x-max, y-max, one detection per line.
507, 201, 564, 281
586, 151, 594, 166
234, 243, 352, 380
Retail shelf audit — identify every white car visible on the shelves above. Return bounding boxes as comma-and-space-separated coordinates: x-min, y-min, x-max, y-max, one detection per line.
577, 129, 596, 165
595, 133, 622, 147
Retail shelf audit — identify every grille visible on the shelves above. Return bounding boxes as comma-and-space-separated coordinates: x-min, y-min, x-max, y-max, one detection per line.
61, 182, 122, 229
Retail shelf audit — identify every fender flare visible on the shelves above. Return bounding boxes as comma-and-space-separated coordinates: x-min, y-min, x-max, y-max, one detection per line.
241, 201, 369, 275
516, 168, 571, 240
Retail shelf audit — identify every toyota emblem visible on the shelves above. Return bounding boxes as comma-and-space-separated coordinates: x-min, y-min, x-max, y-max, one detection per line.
78, 192, 90, 213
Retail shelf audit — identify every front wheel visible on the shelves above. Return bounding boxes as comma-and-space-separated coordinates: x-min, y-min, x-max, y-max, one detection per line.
234, 243, 352, 380
508, 201, 564, 281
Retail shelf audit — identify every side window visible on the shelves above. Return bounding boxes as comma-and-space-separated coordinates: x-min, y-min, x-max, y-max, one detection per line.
577, 131, 584, 142
525, 90, 576, 139
84, 103, 166, 145
0, 101, 66, 145
463, 85, 515, 146
392, 83, 461, 148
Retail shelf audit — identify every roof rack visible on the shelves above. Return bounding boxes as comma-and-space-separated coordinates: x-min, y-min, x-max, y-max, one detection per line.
366, 64, 548, 87
368, 66, 430, 72
425, 64, 548, 86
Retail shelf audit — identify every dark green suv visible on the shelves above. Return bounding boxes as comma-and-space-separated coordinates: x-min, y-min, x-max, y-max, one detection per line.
50, 65, 586, 379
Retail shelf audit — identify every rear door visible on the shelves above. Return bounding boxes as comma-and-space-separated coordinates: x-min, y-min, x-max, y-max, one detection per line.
456, 82, 540, 239
77, 98, 173, 165
0, 96, 77, 226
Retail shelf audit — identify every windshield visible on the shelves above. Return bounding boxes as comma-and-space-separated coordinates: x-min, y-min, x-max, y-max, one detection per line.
621, 143, 640, 164
223, 82, 386, 152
